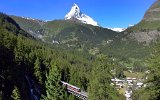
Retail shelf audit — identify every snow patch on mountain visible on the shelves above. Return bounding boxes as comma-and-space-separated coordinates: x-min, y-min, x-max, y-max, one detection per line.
128, 24, 134, 27
109, 28, 126, 32
21, 16, 47, 23
65, 3, 99, 26
21, 16, 37, 21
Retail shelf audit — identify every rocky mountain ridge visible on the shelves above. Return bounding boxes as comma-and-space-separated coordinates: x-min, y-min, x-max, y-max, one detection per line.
143, 0, 160, 21
124, 0, 160, 43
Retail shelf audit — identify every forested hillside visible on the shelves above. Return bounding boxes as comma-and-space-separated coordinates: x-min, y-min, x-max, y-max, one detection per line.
132, 41, 160, 100
0, 13, 125, 100
11, 15, 153, 67
11, 16, 119, 56
1, 1, 160, 100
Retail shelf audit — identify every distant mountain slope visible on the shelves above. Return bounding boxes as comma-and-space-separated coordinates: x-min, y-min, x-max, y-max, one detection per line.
128, 0, 160, 31
0, 13, 32, 38
124, 0, 160, 43
10, 15, 46, 38
11, 15, 120, 55
10, 0, 160, 61
10, 14, 151, 61
126, 0, 160, 33
43, 20, 117, 42
103, 0, 160, 61
102, 0, 160, 61
143, 0, 160, 21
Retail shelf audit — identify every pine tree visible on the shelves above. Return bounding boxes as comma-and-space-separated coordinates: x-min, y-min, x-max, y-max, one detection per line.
44, 60, 64, 100
68, 95, 75, 100
11, 86, 20, 100
34, 58, 42, 84
88, 59, 124, 100
14, 35, 25, 62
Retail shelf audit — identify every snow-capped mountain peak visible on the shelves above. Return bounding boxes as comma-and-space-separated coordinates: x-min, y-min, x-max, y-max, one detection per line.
109, 28, 126, 32
65, 3, 99, 26
65, 3, 81, 19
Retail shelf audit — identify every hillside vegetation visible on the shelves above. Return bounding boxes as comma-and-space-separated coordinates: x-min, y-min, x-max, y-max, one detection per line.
0, 13, 125, 100
1, 0, 160, 99
11, 16, 152, 64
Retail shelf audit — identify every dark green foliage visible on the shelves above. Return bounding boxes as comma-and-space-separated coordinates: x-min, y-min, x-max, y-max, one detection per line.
88, 58, 125, 100
133, 61, 146, 72
10, 15, 45, 37
0, 13, 33, 38
0, 13, 88, 99
157, 27, 160, 32
11, 16, 153, 66
34, 58, 42, 84
43, 61, 65, 100
115, 66, 125, 79
106, 35, 151, 60
1, 1, 160, 99
0, 13, 125, 100
146, 42, 160, 99
132, 42, 160, 100
11, 86, 21, 100
0, 13, 21, 33
132, 88, 151, 100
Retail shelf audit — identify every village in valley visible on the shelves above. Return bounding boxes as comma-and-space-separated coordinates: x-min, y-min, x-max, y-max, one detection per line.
111, 70, 150, 100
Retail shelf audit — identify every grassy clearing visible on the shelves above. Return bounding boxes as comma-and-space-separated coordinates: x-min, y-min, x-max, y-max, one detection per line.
124, 71, 145, 79
118, 88, 125, 95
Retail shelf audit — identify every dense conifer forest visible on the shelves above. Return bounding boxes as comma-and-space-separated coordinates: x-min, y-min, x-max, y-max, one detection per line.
1, 0, 160, 98
0, 13, 125, 100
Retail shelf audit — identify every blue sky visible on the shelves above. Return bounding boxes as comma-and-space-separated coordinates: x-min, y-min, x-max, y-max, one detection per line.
0, 0, 156, 28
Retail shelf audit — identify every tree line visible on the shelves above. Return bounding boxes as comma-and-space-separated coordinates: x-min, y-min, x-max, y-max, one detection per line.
0, 13, 125, 100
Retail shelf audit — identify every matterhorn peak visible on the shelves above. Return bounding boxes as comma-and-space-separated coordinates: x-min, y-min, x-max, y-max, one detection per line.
72, 3, 80, 11
65, 3, 99, 26
65, 3, 81, 20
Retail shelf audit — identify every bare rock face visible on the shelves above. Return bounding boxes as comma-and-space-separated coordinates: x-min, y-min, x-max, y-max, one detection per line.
125, 0, 160, 43
143, 0, 160, 21
128, 31, 160, 44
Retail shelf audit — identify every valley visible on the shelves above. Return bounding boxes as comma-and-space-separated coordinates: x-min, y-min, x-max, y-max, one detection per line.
1, 0, 160, 100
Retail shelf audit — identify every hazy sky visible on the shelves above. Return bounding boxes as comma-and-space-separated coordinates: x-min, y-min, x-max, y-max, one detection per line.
0, 0, 156, 28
